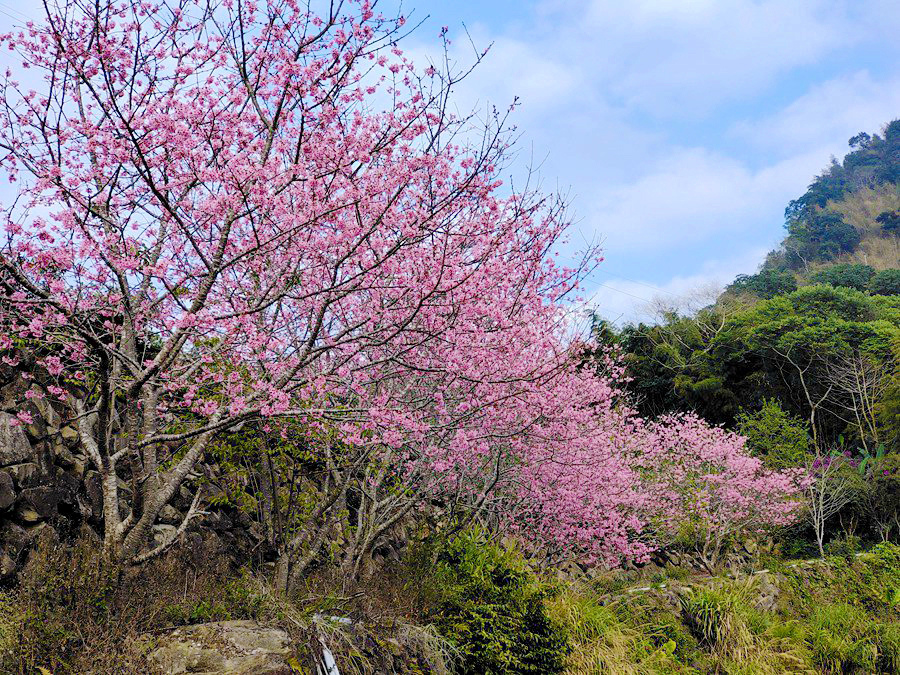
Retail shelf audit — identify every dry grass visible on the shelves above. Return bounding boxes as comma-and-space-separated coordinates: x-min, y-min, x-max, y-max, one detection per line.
828, 184, 900, 236
817, 184, 900, 272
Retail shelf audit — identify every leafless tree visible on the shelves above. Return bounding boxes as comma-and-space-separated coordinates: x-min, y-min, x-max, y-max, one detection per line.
773, 345, 833, 452
805, 455, 860, 557
824, 352, 889, 452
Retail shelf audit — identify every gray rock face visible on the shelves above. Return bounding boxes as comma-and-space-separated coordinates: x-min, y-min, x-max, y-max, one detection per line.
158, 504, 182, 524
0, 412, 33, 466
0, 471, 15, 510
146, 620, 295, 674
59, 425, 79, 446
751, 571, 781, 613
20, 485, 60, 519
0, 521, 31, 558
152, 524, 178, 548
0, 548, 16, 578
4, 462, 38, 488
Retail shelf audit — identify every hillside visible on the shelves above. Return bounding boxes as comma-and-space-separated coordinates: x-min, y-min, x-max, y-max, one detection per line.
729, 119, 900, 299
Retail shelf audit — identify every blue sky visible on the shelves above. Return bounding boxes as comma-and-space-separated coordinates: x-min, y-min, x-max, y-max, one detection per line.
385, 0, 900, 322
1, 1, 898, 323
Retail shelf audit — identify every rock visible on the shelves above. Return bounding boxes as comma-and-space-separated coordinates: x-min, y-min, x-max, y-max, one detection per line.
0, 411, 33, 466
23, 413, 47, 442
158, 504, 182, 525
29, 387, 58, 427
234, 509, 254, 530
84, 471, 103, 517
15, 505, 42, 523
146, 620, 294, 675
4, 462, 39, 488
20, 485, 59, 519
752, 572, 781, 613
0, 548, 16, 578
206, 510, 233, 533
152, 524, 178, 548
75, 493, 94, 520
0, 376, 28, 412
54, 471, 81, 508
76, 522, 101, 545
25, 522, 59, 551
53, 442, 77, 469
200, 481, 225, 502
0, 471, 15, 510
59, 425, 79, 446
0, 521, 30, 557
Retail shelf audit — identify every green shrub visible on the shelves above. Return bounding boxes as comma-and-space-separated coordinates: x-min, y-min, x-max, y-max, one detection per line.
824, 533, 861, 560
869, 268, 900, 296
424, 531, 568, 675
810, 263, 876, 291
735, 399, 811, 469
679, 583, 755, 661
806, 603, 878, 673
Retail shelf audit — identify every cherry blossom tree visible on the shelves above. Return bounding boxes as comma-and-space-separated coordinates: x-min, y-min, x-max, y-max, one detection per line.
634, 414, 806, 571
0, 0, 594, 563
0, 0, 805, 574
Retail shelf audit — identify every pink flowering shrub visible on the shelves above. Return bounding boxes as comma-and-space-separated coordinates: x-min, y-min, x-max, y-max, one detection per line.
505, 406, 805, 568
635, 414, 806, 568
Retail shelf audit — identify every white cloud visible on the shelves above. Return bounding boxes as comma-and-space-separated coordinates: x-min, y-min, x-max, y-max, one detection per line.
585, 147, 827, 252
396, 0, 900, 324
588, 246, 769, 324
732, 71, 900, 156
530, 0, 881, 116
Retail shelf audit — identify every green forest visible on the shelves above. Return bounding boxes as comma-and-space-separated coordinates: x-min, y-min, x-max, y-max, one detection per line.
603, 119, 900, 463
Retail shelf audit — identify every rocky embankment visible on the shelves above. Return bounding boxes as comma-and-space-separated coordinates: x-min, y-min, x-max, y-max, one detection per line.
0, 366, 264, 582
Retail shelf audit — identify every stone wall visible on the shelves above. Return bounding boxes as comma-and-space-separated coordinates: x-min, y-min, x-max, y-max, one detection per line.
0, 366, 267, 580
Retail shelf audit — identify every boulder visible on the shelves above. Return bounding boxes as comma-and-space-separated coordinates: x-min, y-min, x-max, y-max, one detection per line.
0, 471, 15, 510
84, 470, 103, 517
15, 505, 42, 524
146, 620, 295, 674
152, 524, 178, 548
20, 485, 59, 519
0, 548, 16, 579
55, 470, 81, 504
4, 462, 39, 488
0, 412, 33, 466
752, 572, 781, 613
206, 511, 233, 533
53, 441, 77, 469
158, 504, 182, 525
0, 376, 28, 412
28, 386, 58, 427
0, 521, 30, 558
59, 425, 79, 446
